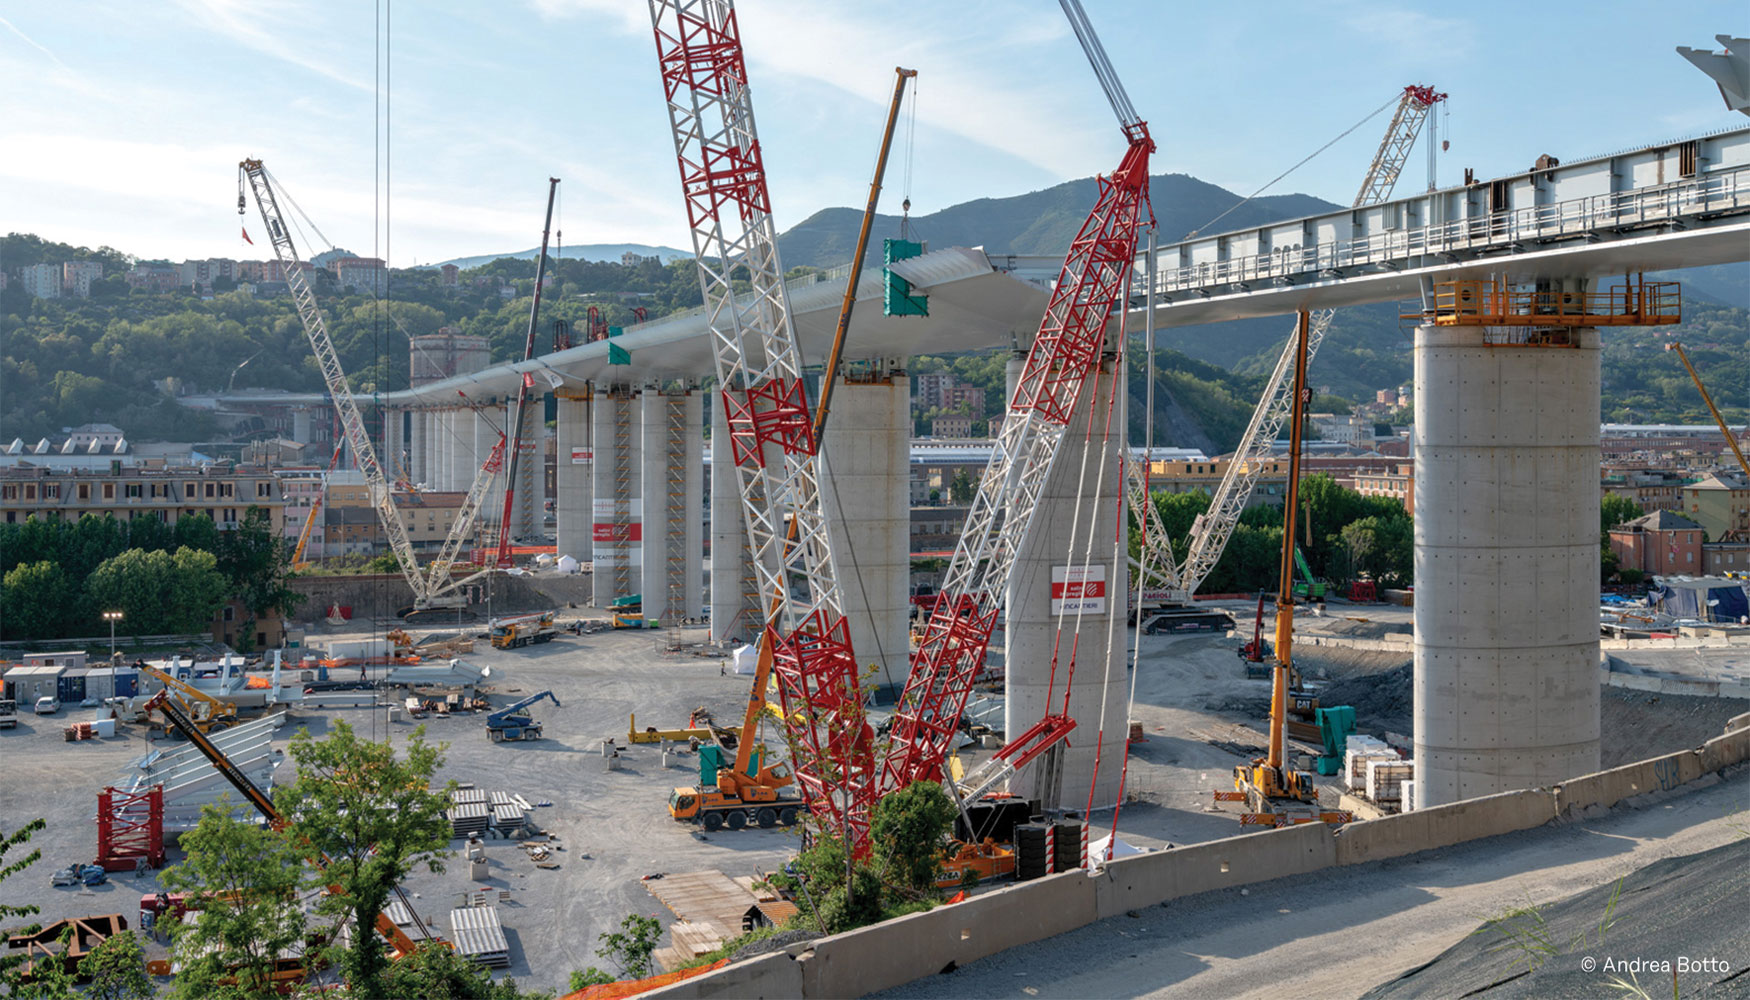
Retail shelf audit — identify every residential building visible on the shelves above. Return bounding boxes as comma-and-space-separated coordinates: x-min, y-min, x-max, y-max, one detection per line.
62, 261, 103, 297
930, 414, 973, 439
179, 258, 236, 291
125, 262, 181, 293
1680, 472, 1750, 541
318, 490, 468, 556
332, 257, 387, 295
1375, 389, 1399, 406
1608, 510, 1705, 576
940, 384, 985, 415
1601, 467, 1688, 512
323, 506, 381, 556
1310, 412, 1372, 447
1354, 463, 1415, 515
0, 464, 285, 531
1703, 540, 1750, 576
21, 262, 61, 299
914, 373, 956, 411
212, 598, 285, 651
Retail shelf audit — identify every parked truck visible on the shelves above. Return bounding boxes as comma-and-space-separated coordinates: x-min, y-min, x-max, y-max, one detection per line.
0, 697, 17, 728
488, 612, 558, 650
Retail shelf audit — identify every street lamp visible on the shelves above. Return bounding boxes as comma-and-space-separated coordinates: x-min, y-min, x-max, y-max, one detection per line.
103, 611, 123, 659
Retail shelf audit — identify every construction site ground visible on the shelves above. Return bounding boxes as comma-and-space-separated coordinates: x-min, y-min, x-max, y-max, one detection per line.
4, 602, 1743, 995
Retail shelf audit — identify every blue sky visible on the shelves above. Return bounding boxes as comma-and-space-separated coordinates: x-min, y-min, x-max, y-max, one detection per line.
2, 1, 1743, 266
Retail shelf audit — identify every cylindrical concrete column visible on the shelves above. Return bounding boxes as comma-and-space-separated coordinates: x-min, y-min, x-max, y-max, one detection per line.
292, 407, 313, 445
437, 411, 456, 491
507, 401, 540, 543
555, 390, 593, 564
1413, 324, 1600, 807
592, 389, 642, 605
640, 391, 704, 623
819, 371, 910, 695
409, 409, 427, 487
710, 393, 761, 643
1005, 361, 1130, 811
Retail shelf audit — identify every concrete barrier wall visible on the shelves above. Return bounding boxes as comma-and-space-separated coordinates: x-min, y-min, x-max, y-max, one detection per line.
654, 716, 1750, 1000
1598, 667, 1750, 699
1092, 820, 1335, 919
1299, 634, 1414, 653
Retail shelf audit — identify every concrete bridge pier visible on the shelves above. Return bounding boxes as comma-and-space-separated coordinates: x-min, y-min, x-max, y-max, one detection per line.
639, 387, 704, 624
408, 407, 428, 487
817, 367, 911, 691
1413, 323, 1601, 808
1005, 360, 1130, 812
710, 394, 762, 645
504, 400, 540, 544
554, 388, 593, 565
592, 386, 643, 606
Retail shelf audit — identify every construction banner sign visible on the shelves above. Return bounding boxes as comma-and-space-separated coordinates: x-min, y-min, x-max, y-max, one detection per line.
1050, 564, 1107, 615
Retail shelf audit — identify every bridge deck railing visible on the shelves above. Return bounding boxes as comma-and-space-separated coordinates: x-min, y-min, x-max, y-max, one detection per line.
1154, 164, 1750, 296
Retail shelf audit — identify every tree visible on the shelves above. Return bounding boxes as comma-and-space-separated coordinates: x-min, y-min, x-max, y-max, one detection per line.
379, 939, 548, 1000
1339, 514, 1413, 588
173, 514, 220, 555
218, 507, 302, 620
1, 561, 75, 640
77, 930, 154, 1000
2, 928, 80, 1000
948, 469, 975, 505
1601, 495, 1642, 536
85, 546, 228, 635
0, 818, 47, 983
869, 782, 956, 899
571, 913, 663, 987
276, 722, 451, 999
159, 804, 310, 1000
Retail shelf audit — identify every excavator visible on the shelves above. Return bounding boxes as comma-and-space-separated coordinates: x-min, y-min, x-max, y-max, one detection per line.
139, 690, 443, 980
1216, 312, 1351, 829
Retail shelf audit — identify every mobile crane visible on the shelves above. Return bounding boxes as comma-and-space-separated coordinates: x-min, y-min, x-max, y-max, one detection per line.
1216, 311, 1349, 828
485, 691, 559, 742
488, 611, 558, 650
238, 159, 503, 615
494, 178, 559, 568
137, 664, 239, 734
139, 689, 441, 978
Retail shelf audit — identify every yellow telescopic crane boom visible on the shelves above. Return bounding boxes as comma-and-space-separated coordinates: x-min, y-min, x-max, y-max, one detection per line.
1666, 341, 1750, 480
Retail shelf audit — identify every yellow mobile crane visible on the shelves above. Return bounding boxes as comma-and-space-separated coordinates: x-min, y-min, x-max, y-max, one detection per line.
1217, 311, 1350, 827
138, 664, 239, 734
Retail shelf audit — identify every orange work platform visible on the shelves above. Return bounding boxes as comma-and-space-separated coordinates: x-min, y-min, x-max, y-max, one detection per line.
1408, 276, 1680, 328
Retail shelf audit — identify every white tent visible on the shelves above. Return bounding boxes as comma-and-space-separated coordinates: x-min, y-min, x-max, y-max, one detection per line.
1089, 833, 1145, 862
730, 644, 758, 675
556, 554, 580, 574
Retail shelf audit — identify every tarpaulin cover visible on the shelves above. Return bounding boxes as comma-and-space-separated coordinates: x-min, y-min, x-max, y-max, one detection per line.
563, 958, 729, 1000
1651, 580, 1750, 621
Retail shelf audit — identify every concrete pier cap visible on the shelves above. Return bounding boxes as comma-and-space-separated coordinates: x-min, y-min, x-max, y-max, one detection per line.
1412, 322, 1601, 807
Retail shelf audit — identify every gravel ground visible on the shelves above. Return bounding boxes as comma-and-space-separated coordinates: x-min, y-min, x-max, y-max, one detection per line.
874, 767, 1750, 1000
0, 624, 790, 996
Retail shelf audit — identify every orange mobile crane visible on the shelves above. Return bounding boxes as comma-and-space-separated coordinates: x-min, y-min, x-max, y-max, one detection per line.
140, 689, 442, 977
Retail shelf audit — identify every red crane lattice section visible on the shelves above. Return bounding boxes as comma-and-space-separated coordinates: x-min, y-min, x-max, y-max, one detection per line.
723, 381, 816, 468
878, 128, 1153, 796
769, 611, 875, 847
96, 785, 164, 872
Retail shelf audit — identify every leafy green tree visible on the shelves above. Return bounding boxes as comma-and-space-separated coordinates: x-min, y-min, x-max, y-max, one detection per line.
2, 928, 80, 1000
869, 782, 956, 898
159, 804, 310, 1000
0, 818, 47, 983
217, 507, 304, 626
277, 722, 451, 999
2, 561, 76, 640
85, 546, 228, 635
1601, 495, 1642, 536
125, 514, 175, 553
77, 930, 155, 1000
173, 514, 220, 555
948, 469, 975, 505
380, 940, 549, 1000
1340, 514, 1413, 588
571, 913, 663, 987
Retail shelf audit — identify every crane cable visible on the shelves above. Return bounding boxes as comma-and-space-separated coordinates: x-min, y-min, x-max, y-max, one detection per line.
1185, 92, 1399, 239
899, 78, 918, 241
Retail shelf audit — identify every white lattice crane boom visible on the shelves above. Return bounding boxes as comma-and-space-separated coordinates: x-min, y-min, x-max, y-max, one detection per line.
1133, 84, 1442, 600
239, 159, 493, 611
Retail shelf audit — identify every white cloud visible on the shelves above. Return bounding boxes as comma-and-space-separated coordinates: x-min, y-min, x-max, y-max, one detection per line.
170, 0, 373, 92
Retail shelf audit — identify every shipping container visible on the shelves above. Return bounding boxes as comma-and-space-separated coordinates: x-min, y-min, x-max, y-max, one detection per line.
112, 669, 139, 699
23, 650, 88, 671
57, 669, 88, 705
84, 668, 115, 703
